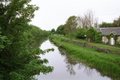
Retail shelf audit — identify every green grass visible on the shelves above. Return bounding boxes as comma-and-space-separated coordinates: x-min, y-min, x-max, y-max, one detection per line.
50, 35, 120, 80
52, 35, 120, 55
74, 38, 120, 55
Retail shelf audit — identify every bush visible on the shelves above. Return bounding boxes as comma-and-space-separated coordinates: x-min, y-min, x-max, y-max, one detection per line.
76, 28, 87, 39
86, 28, 102, 42
94, 32, 102, 43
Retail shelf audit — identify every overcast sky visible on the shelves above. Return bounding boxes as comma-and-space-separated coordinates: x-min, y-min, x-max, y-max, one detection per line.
31, 0, 120, 30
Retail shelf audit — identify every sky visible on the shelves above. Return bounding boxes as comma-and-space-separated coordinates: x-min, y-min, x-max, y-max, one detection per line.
31, 0, 120, 30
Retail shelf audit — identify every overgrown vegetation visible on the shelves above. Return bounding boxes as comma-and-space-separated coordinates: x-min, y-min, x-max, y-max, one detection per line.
55, 13, 102, 43
75, 28, 87, 39
55, 13, 120, 45
50, 35, 120, 80
0, 0, 52, 80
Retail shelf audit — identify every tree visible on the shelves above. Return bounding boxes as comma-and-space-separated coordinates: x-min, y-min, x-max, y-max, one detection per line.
75, 28, 87, 39
94, 31, 102, 43
64, 16, 77, 34
56, 25, 65, 35
99, 16, 120, 27
113, 17, 120, 27
77, 11, 97, 28
51, 28, 56, 34
99, 22, 113, 27
86, 28, 101, 42
0, 0, 52, 80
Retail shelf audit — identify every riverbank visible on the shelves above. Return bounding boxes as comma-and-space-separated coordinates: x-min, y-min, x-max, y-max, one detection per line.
50, 35, 120, 80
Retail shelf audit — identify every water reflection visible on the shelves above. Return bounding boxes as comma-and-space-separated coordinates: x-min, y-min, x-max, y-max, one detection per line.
36, 40, 111, 80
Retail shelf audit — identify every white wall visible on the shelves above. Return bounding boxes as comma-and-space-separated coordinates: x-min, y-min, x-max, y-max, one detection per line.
110, 37, 115, 45
102, 36, 109, 44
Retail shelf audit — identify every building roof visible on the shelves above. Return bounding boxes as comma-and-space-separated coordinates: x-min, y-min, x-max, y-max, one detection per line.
99, 27, 120, 36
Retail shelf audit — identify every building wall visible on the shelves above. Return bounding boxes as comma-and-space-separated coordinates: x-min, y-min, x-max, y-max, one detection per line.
102, 36, 109, 44
110, 37, 115, 45
102, 35, 120, 45
117, 36, 120, 44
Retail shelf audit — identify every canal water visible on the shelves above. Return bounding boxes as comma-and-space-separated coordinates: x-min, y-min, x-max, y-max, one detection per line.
36, 40, 111, 80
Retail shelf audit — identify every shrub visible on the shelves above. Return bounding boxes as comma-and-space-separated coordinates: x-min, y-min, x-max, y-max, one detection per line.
86, 28, 102, 42
76, 28, 87, 39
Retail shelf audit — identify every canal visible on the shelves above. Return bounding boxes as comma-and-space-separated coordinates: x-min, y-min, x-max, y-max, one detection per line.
36, 40, 111, 80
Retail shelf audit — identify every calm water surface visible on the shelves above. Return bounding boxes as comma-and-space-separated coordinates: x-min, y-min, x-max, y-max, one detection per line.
36, 40, 111, 80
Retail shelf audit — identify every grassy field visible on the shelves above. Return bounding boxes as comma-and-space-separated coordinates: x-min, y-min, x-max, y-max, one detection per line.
50, 35, 120, 80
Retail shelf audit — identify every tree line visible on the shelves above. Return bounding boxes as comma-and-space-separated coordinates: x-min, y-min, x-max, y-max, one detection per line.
100, 17, 120, 27
53, 11, 120, 43
53, 11, 101, 43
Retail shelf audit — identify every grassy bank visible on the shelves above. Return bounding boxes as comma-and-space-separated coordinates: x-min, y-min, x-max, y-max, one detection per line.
50, 35, 120, 80
71, 39, 120, 55
55, 35, 120, 55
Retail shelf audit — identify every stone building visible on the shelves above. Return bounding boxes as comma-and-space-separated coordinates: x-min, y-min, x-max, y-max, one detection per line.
99, 27, 120, 45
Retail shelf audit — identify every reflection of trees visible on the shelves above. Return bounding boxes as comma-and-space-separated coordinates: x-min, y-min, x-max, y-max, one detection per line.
59, 49, 66, 56
66, 63, 76, 75
84, 65, 93, 76
62, 51, 77, 75
78, 63, 94, 76
66, 62, 94, 76
59, 48, 96, 76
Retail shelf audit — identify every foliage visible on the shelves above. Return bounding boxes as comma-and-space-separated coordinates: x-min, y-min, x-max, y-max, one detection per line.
99, 22, 113, 27
86, 28, 96, 42
55, 15, 101, 43
113, 16, 120, 27
51, 28, 56, 34
64, 16, 77, 35
56, 25, 65, 35
56, 16, 78, 37
0, 24, 52, 80
94, 32, 102, 43
100, 16, 120, 27
0, 31, 10, 51
75, 28, 87, 39
77, 11, 97, 28
0, 0, 52, 80
86, 28, 101, 42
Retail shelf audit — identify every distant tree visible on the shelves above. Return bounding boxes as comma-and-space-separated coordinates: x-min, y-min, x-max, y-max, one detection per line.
86, 28, 101, 42
56, 25, 65, 35
77, 11, 97, 28
100, 16, 120, 27
51, 28, 56, 33
83, 11, 94, 28
94, 18, 99, 28
64, 16, 77, 34
99, 22, 113, 27
86, 28, 95, 42
76, 28, 87, 39
113, 17, 120, 27
94, 32, 102, 43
